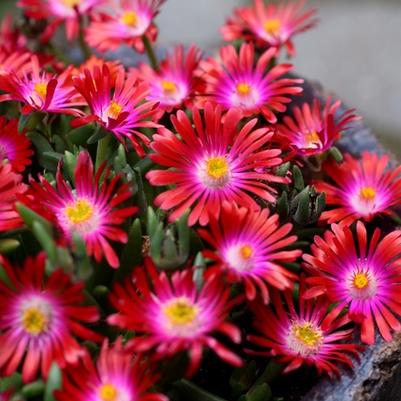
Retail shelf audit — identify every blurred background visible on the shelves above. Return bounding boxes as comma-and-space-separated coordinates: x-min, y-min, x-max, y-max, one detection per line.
1, 0, 400, 153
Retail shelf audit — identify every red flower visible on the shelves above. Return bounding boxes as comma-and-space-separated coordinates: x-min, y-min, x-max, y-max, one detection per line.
221, 0, 318, 57
0, 47, 31, 76
315, 152, 401, 225
0, 15, 27, 53
198, 201, 300, 303
18, 0, 104, 42
21, 151, 137, 268
85, 0, 165, 53
108, 259, 243, 377
198, 43, 303, 123
0, 163, 26, 233
138, 44, 203, 117
0, 254, 101, 383
147, 103, 288, 226
247, 280, 360, 378
55, 339, 167, 401
72, 64, 159, 156
0, 56, 84, 116
0, 117, 33, 173
303, 222, 401, 344
276, 98, 360, 157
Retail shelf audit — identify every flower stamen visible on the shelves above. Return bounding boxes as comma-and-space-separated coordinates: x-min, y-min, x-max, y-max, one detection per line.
359, 186, 376, 201
34, 83, 47, 98
65, 199, 94, 225
21, 301, 51, 336
99, 384, 118, 401
236, 82, 251, 96
164, 298, 198, 326
353, 272, 369, 289
121, 10, 139, 27
240, 244, 253, 260
62, 0, 82, 7
161, 80, 177, 94
107, 101, 123, 120
264, 19, 281, 35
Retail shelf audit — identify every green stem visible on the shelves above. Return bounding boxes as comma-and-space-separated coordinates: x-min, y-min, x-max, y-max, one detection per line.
78, 14, 92, 60
95, 134, 112, 171
142, 34, 159, 71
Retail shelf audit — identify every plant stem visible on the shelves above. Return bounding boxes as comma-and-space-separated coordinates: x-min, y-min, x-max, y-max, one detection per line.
78, 14, 92, 60
95, 134, 112, 171
142, 34, 159, 71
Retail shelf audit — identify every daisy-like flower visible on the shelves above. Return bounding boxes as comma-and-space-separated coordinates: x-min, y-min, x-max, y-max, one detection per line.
276, 98, 360, 157
0, 163, 26, 233
138, 45, 203, 117
247, 281, 360, 377
221, 0, 318, 57
23, 151, 137, 268
198, 43, 303, 123
0, 117, 33, 173
0, 254, 101, 383
18, 0, 104, 41
85, 0, 165, 53
198, 201, 301, 304
55, 339, 168, 401
72, 64, 159, 156
0, 56, 84, 116
147, 103, 288, 226
315, 152, 401, 226
108, 259, 243, 377
303, 222, 401, 345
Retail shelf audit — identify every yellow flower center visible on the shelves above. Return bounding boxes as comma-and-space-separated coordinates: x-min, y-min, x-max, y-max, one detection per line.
291, 322, 323, 348
22, 307, 49, 336
305, 131, 321, 147
107, 101, 123, 120
353, 272, 369, 289
61, 0, 82, 7
99, 384, 118, 401
34, 82, 47, 98
164, 298, 198, 326
206, 156, 229, 180
161, 80, 177, 94
264, 19, 281, 35
240, 245, 253, 259
236, 82, 251, 96
359, 186, 376, 201
65, 199, 94, 225
121, 10, 139, 27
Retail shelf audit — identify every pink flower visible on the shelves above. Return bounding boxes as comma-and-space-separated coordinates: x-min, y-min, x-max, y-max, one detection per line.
221, 0, 318, 57
303, 222, 401, 344
108, 259, 243, 377
198, 43, 303, 123
85, 0, 165, 53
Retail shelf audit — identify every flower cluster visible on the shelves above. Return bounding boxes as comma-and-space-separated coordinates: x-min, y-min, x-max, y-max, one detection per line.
0, 1, 400, 400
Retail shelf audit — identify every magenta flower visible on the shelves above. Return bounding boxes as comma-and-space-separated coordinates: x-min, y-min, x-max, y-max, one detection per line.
198, 43, 303, 123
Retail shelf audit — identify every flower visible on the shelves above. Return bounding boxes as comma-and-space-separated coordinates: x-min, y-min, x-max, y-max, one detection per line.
147, 103, 288, 226
276, 98, 360, 157
198, 201, 301, 303
55, 339, 168, 401
18, 0, 104, 41
108, 259, 243, 377
221, 0, 318, 57
315, 152, 401, 226
85, 0, 165, 53
0, 47, 31, 76
0, 117, 33, 173
72, 64, 159, 156
22, 151, 137, 268
0, 253, 101, 383
247, 280, 360, 377
198, 43, 303, 123
303, 222, 401, 344
0, 163, 26, 233
0, 56, 84, 116
138, 45, 203, 116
